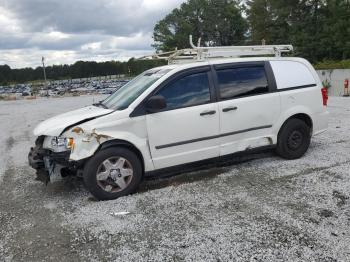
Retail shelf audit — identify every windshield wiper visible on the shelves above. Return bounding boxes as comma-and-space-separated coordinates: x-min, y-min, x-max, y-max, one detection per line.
93, 100, 108, 109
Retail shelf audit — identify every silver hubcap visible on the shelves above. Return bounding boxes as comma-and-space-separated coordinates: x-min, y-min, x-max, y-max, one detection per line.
96, 157, 133, 193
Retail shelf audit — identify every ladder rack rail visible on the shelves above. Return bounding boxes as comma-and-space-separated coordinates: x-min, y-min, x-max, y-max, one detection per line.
139, 35, 293, 64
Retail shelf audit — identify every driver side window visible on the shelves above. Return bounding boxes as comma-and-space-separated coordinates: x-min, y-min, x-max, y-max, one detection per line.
155, 72, 211, 111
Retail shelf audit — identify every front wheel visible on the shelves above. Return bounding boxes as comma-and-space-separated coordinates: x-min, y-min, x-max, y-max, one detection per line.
276, 118, 311, 160
83, 147, 142, 200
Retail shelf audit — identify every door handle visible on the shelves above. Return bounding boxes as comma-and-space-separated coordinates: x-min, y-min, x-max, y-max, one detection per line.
200, 110, 216, 116
222, 106, 238, 112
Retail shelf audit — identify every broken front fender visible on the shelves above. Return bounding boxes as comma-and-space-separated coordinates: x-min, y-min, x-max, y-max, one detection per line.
67, 127, 111, 161
61, 113, 155, 172
63, 127, 153, 172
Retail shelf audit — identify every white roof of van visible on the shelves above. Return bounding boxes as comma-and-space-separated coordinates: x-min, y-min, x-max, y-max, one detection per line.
152, 57, 310, 73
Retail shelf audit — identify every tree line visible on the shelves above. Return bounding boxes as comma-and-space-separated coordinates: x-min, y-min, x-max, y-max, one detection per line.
153, 0, 350, 63
1, 0, 350, 85
0, 59, 166, 85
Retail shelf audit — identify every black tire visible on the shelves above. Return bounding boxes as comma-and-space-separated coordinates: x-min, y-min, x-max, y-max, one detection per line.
83, 147, 142, 200
276, 118, 311, 160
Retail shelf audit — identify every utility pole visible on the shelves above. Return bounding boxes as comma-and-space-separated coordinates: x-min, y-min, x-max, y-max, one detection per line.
42, 56, 48, 97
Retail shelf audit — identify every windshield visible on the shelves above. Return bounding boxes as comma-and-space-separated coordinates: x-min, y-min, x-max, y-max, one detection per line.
101, 68, 172, 110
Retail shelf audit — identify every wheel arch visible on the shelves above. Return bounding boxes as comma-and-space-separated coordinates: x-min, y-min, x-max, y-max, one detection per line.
97, 139, 145, 173
278, 113, 313, 138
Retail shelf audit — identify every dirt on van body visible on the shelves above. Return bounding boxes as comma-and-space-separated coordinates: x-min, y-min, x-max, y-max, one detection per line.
0, 96, 350, 261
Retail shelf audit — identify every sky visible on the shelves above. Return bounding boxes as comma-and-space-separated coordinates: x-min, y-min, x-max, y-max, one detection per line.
0, 0, 185, 68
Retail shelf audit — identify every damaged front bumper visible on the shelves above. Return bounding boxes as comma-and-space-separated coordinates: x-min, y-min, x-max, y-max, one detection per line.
28, 136, 82, 183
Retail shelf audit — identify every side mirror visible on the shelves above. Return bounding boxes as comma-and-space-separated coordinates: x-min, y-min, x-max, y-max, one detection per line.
145, 95, 167, 113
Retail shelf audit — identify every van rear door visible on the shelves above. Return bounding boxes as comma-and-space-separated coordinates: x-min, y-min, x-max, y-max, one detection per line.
213, 62, 280, 156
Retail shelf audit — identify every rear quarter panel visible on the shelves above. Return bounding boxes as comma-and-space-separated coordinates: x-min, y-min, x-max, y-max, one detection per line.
270, 59, 328, 135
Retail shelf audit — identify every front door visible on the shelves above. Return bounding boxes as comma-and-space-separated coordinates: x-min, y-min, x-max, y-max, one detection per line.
146, 69, 220, 169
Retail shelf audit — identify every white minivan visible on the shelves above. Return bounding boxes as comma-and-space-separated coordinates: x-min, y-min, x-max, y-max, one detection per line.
29, 56, 329, 200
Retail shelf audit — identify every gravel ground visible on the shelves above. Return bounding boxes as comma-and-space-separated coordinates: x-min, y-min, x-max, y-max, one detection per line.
0, 96, 349, 261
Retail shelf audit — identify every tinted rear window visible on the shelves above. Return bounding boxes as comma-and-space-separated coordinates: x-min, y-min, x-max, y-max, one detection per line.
216, 66, 268, 99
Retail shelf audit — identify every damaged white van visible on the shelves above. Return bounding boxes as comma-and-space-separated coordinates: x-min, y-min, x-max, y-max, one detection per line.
28, 45, 328, 200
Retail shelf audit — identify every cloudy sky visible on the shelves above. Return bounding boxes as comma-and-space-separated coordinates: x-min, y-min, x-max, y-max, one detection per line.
0, 0, 185, 68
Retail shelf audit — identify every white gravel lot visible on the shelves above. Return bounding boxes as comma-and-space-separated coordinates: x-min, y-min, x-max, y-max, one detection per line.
0, 96, 349, 261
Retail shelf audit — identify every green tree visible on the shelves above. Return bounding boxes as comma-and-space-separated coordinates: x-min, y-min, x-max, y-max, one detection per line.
246, 0, 350, 62
322, 0, 350, 60
152, 0, 247, 51
290, 0, 328, 62
245, 0, 300, 45
245, 0, 274, 44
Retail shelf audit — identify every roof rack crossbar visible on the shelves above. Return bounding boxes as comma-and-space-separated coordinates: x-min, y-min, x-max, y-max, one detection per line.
139, 35, 293, 64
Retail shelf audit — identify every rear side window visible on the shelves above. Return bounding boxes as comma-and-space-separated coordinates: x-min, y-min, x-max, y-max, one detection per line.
216, 66, 268, 100
156, 72, 211, 110
270, 61, 316, 89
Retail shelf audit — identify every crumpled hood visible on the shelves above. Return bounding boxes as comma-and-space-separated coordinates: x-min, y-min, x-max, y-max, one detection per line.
34, 105, 113, 136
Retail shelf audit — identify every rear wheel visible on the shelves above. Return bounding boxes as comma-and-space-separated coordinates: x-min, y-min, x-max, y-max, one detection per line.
83, 147, 142, 200
276, 118, 311, 159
